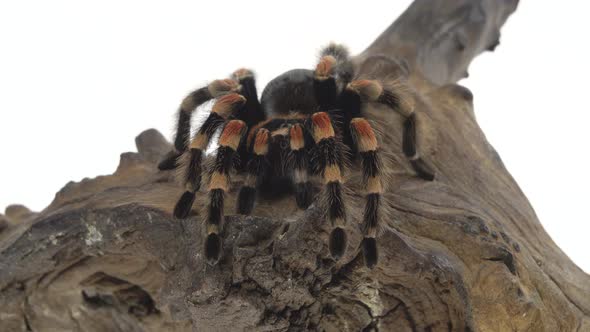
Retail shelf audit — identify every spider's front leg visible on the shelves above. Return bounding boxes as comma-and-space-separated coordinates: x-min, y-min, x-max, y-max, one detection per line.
237, 121, 312, 214
232, 69, 266, 127
236, 128, 270, 215
348, 80, 436, 181
204, 120, 248, 264
311, 112, 348, 260
289, 123, 313, 209
173, 93, 246, 219
350, 118, 382, 268
159, 79, 240, 170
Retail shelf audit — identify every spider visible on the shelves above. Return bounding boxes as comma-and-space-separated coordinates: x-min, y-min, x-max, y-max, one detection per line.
158, 43, 435, 268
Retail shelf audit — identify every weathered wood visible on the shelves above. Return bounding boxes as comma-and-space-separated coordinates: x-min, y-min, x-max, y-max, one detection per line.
2, 1, 589, 331
360, 0, 519, 85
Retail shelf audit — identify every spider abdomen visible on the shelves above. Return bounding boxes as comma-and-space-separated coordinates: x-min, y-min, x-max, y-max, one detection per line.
261, 69, 319, 116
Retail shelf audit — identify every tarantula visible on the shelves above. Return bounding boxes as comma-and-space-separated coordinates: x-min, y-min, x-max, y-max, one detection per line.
158, 43, 435, 268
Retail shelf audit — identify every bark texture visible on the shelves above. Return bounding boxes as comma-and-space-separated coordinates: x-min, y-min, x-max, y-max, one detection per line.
2, 1, 589, 331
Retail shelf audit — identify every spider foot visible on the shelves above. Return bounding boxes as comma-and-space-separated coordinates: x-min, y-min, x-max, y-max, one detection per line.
411, 158, 436, 181
237, 186, 256, 215
361, 237, 378, 269
158, 150, 182, 170
204, 233, 222, 265
173, 191, 196, 219
329, 227, 347, 260
295, 182, 313, 209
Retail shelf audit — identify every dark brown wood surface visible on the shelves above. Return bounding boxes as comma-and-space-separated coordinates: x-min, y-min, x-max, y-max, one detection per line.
2, 1, 589, 331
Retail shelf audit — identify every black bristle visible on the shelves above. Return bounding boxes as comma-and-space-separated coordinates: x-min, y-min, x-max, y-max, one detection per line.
173, 191, 196, 219
378, 89, 401, 110
329, 227, 347, 260
207, 189, 225, 226
174, 110, 191, 152
200, 112, 225, 137
191, 86, 213, 105
158, 150, 181, 171
187, 149, 203, 189
314, 78, 338, 110
237, 186, 257, 215
339, 90, 362, 157
362, 237, 378, 268
314, 138, 342, 171
237, 76, 266, 127
236, 137, 270, 216
173, 87, 211, 152
363, 194, 380, 235
411, 159, 436, 181
402, 113, 417, 157
360, 150, 380, 180
340, 89, 362, 118
326, 181, 345, 223
213, 146, 236, 173
267, 134, 290, 176
292, 149, 306, 170
204, 233, 222, 265
295, 182, 313, 209
247, 155, 269, 185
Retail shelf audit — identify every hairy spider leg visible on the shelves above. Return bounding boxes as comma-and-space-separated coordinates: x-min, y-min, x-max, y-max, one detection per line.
237, 128, 270, 215
232, 69, 266, 128
173, 93, 246, 219
314, 43, 354, 111
348, 80, 436, 181
204, 120, 248, 264
313, 47, 357, 155
311, 112, 348, 260
231, 69, 267, 170
350, 118, 383, 268
402, 112, 435, 181
289, 123, 313, 209
313, 55, 339, 110
159, 79, 239, 170
314, 63, 383, 267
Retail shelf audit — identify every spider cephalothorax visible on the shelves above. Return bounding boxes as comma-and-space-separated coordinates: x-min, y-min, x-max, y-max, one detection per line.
158, 43, 435, 268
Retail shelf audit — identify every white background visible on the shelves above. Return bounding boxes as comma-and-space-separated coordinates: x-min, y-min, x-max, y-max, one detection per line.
1, 1, 588, 272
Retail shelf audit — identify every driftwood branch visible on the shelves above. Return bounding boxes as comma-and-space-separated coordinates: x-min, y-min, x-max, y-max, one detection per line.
361, 0, 519, 84
2, 1, 589, 331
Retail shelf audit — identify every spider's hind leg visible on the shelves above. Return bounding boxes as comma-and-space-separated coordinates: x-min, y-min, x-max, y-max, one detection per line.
348, 80, 436, 181
402, 112, 436, 181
